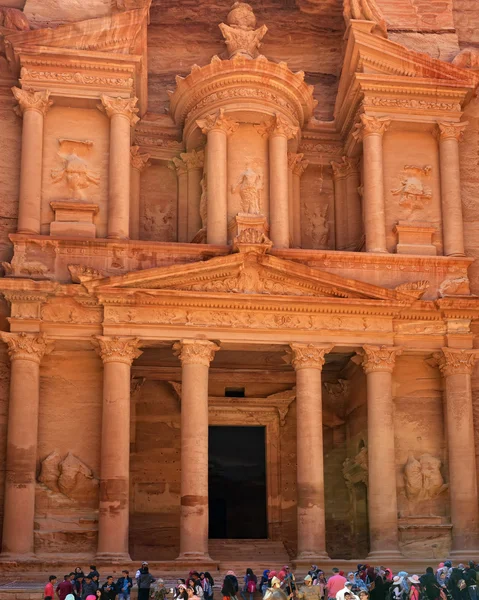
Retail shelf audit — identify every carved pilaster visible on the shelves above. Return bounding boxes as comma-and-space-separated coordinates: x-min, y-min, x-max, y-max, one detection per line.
92, 336, 143, 365
173, 339, 220, 367
130, 146, 151, 172
360, 345, 403, 374
180, 148, 205, 170
99, 95, 140, 126
12, 87, 53, 117
0, 332, 53, 364
433, 347, 479, 377
437, 122, 467, 142
289, 343, 333, 370
353, 114, 391, 141
196, 108, 239, 136
256, 114, 299, 139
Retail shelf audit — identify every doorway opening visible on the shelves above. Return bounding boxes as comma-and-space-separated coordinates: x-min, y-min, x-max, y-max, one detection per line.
208, 426, 267, 539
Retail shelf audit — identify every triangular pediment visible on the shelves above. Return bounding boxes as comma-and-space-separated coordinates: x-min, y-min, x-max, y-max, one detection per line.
84, 251, 415, 303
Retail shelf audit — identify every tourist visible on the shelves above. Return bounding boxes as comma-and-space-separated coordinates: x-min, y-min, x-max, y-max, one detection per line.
175, 580, 187, 600
389, 577, 407, 600
188, 588, 200, 600
188, 578, 204, 599
298, 575, 322, 600
327, 569, 348, 600
74, 575, 84, 600
408, 576, 422, 600
447, 567, 468, 600
420, 568, 441, 600
152, 579, 169, 600
116, 571, 133, 600
241, 568, 258, 600
337, 582, 359, 600
58, 575, 74, 600
464, 564, 478, 600
281, 568, 296, 597
88, 568, 100, 581
316, 573, 328, 599
205, 573, 215, 600
359, 591, 369, 600
223, 571, 239, 600
45, 576, 57, 600
83, 576, 98, 600
136, 564, 156, 600
260, 572, 270, 595
200, 573, 213, 600
99, 577, 117, 600
75, 569, 85, 579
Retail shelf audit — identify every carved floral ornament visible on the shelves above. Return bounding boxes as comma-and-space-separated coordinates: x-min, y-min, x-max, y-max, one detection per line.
436, 121, 468, 142
287, 343, 334, 371
179, 148, 205, 170
331, 156, 360, 179
196, 108, 239, 136
130, 146, 151, 172
288, 153, 309, 177
433, 347, 479, 376
359, 344, 403, 374
98, 95, 140, 126
173, 339, 220, 367
255, 114, 299, 140
92, 335, 143, 365
352, 114, 391, 141
219, 2, 268, 60
12, 87, 53, 117
0, 332, 54, 364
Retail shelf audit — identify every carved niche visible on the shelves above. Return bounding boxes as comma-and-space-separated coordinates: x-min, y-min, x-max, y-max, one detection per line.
404, 453, 448, 503
303, 203, 330, 249
231, 167, 264, 215
38, 451, 99, 504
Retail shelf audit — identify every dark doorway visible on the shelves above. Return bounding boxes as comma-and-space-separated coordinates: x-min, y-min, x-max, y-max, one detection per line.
209, 426, 267, 539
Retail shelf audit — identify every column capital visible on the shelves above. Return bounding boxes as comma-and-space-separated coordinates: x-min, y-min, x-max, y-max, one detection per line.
170, 156, 188, 176
256, 114, 299, 140
130, 145, 151, 172
92, 336, 143, 365
180, 148, 205, 170
288, 343, 334, 371
433, 347, 479, 376
196, 108, 238, 136
331, 156, 349, 179
12, 87, 53, 117
173, 339, 220, 367
288, 152, 309, 176
98, 95, 140, 126
0, 332, 53, 364
437, 121, 468, 142
360, 344, 403, 374
353, 114, 391, 141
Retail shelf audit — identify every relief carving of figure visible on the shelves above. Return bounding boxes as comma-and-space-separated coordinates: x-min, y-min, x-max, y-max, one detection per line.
392, 165, 432, 212
51, 139, 100, 200
404, 453, 448, 502
304, 203, 329, 248
231, 167, 263, 214
219, 2, 268, 59
200, 175, 208, 228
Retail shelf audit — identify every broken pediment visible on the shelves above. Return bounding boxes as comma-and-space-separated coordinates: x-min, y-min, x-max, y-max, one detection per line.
85, 251, 414, 303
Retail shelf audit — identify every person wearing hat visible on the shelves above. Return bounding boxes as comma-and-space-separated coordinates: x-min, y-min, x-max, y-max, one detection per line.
408, 576, 423, 600
336, 582, 359, 600
264, 578, 288, 600
136, 564, 156, 600
298, 575, 322, 600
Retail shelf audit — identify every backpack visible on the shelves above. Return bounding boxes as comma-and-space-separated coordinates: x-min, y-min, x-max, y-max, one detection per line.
247, 581, 256, 593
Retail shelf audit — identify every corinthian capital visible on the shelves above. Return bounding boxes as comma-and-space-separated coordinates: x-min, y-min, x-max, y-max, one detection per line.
12, 87, 53, 117
170, 156, 188, 176
288, 343, 333, 371
360, 345, 402, 374
437, 121, 468, 142
1, 332, 53, 364
288, 153, 309, 177
99, 95, 140, 126
433, 347, 479, 377
92, 336, 143, 365
256, 114, 299, 140
180, 148, 205, 170
196, 108, 239, 136
130, 146, 151, 172
173, 339, 220, 367
353, 114, 391, 141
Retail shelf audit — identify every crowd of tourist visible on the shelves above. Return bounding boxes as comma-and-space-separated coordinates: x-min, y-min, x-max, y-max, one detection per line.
44, 561, 479, 600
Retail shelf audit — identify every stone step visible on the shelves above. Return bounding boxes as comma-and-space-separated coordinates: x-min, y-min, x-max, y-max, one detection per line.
208, 539, 291, 563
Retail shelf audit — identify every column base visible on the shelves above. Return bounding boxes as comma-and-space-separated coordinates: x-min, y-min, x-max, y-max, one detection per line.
0, 552, 38, 563
95, 552, 132, 562
449, 549, 479, 560
293, 552, 330, 568
367, 549, 403, 561
176, 552, 216, 564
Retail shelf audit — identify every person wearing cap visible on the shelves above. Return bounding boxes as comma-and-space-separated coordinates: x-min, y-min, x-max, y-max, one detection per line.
264, 577, 289, 600
298, 575, 322, 600
136, 564, 156, 600
136, 563, 149, 581
336, 582, 359, 600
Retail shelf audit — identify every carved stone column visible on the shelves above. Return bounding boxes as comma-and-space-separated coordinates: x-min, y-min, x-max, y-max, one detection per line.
288, 153, 308, 248
92, 336, 143, 560
360, 344, 402, 559
173, 339, 220, 559
12, 88, 53, 235
331, 158, 348, 250
181, 149, 205, 242
197, 110, 238, 245
345, 156, 362, 249
99, 96, 139, 240
171, 155, 189, 243
0, 332, 53, 557
258, 115, 298, 249
437, 122, 467, 257
434, 348, 479, 553
290, 343, 333, 560
353, 115, 390, 253
129, 146, 150, 240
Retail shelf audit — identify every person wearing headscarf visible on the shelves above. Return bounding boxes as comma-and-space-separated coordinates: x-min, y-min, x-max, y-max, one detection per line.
447, 568, 468, 600
464, 564, 478, 600
315, 573, 327, 600
260, 571, 271, 595
420, 568, 441, 600
367, 568, 386, 600
222, 572, 239, 600
298, 576, 322, 600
